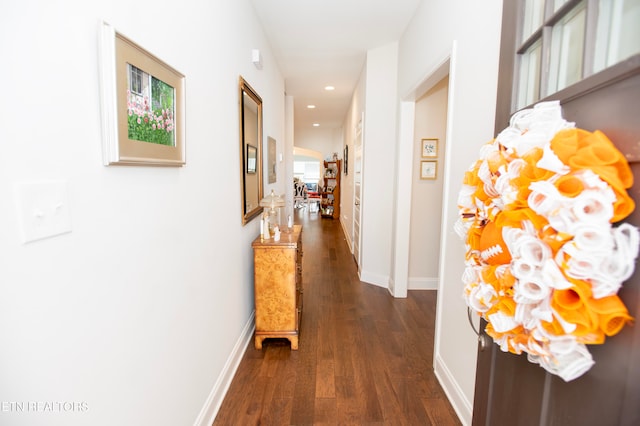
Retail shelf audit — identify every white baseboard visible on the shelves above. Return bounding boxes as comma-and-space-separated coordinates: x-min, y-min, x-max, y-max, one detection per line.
359, 270, 389, 288
339, 217, 353, 253
408, 276, 439, 290
193, 312, 255, 426
434, 353, 473, 426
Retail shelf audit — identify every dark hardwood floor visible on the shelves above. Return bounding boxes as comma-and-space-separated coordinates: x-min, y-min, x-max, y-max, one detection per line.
213, 209, 461, 425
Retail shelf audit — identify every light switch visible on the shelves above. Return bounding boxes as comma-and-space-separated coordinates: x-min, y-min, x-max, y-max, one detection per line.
14, 180, 72, 243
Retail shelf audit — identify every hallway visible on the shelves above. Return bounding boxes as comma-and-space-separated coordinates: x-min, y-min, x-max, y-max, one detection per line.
213, 211, 460, 425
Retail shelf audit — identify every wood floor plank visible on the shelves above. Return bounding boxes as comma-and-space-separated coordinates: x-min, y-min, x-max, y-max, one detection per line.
423, 397, 462, 425
314, 359, 336, 398
389, 377, 434, 426
313, 397, 338, 424
335, 375, 361, 424
213, 211, 461, 425
256, 397, 292, 425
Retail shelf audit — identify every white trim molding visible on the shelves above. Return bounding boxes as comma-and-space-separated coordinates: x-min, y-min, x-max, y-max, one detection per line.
193, 312, 255, 426
359, 270, 390, 289
408, 277, 438, 290
434, 353, 473, 426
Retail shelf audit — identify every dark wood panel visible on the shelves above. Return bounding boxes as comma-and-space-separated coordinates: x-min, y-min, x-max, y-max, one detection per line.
485, 349, 547, 426
493, 0, 518, 134
541, 70, 640, 426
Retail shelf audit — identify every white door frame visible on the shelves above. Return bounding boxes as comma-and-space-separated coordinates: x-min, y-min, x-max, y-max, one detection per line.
390, 43, 456, 299
352, 113, 364, 273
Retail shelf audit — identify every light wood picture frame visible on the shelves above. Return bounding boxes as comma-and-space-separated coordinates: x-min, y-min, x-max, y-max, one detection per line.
420, 160, 437, 180
99, 22, 186, 166
421, 138, 438, 158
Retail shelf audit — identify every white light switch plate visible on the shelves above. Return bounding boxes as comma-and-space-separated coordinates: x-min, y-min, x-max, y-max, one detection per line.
14, 180, 72, 243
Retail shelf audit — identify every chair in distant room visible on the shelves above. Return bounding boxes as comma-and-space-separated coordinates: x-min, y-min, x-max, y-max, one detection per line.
305, 182, 321, 213
293, 180, 308, 209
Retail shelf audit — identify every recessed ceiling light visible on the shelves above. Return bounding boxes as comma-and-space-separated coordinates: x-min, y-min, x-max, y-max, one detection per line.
324, 85, 335, 91
307, 104, 316, 109
313, 123, 320, 127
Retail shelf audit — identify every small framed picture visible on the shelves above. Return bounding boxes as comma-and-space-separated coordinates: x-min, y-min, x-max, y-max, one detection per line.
420, 160, 437, 180
267, 136, 276, 183
344, 145, 348, 175
421, 138, 438, 158
246, 144, 257, 173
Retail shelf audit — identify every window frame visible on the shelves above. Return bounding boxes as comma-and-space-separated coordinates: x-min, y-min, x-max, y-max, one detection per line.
495, 0, 640, 132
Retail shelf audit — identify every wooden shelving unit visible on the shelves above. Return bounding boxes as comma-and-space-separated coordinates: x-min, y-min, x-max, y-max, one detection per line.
321, 160, 340, 219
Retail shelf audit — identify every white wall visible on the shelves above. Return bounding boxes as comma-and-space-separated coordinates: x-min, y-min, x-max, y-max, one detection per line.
340, 66, 366, 253
397, 1, 503, 424
294, 126, 335, 154
408, 77, 448, 289
330, 127, 345, 160
0, 1, 284, 425
284, 95, 295, 217
360, 42, 399, 288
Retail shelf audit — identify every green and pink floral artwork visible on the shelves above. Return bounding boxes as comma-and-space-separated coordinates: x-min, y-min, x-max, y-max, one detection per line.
126, 64, 175, 146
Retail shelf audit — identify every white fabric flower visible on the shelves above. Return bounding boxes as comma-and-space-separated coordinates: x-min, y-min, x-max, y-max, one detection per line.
537, 143, 571, 174
488, 311, 518, 333
497, 101, 574, 155
466, 282, 498, 313
539, 343, 595, 382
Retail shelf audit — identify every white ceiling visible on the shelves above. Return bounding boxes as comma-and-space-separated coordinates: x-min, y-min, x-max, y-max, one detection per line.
250, 0, 421, 132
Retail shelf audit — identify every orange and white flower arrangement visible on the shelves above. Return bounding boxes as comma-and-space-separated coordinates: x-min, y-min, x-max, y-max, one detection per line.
455, 101, 639, 381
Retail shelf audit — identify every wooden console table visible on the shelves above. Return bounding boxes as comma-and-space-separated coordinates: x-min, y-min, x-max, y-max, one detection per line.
252, 225, 302, 350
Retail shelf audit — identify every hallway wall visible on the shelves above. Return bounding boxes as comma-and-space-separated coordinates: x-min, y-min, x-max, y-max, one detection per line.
0, 1, 284, 425
294, 126, 338, 155
339, 66, 366, 255
360, 42, 399, 287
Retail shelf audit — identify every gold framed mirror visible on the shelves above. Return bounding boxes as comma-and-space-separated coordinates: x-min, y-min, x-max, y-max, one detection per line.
239, 76, 264, 225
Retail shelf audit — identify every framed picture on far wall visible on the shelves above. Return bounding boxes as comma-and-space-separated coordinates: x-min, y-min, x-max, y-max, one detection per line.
421, 138, 438, 158
99, 21, 186, 166
420, 160, 437, 180
344, 145, 348, 175
247, 145, 257, 173
268, 136, 277, 183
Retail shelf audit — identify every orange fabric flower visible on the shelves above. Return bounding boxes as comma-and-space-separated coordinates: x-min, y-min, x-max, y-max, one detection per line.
555, 174, 585, 198
586, 295, 633, 337
550, 129, 635, 222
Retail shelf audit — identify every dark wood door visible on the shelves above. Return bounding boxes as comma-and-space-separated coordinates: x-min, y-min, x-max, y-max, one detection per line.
471, 3, 640, 424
